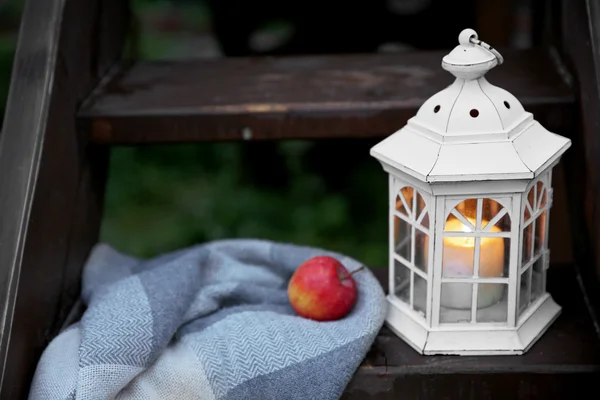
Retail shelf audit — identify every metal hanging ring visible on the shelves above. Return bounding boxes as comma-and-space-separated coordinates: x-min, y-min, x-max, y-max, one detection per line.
469, 37, 504, 65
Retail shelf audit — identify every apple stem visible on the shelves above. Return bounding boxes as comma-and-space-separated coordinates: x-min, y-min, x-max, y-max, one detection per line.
341, 265, 366, 281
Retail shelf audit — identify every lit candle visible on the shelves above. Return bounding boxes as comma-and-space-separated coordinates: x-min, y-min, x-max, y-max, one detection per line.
441, 218, 504, 309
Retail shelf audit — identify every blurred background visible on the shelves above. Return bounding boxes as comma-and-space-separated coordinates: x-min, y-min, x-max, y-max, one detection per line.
0, 0, 534, 267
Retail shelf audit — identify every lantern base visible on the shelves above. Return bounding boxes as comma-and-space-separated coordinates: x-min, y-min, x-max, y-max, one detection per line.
385, 293, 561, 356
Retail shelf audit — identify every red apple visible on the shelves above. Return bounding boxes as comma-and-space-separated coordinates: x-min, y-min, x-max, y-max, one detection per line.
287, 256, 364, 321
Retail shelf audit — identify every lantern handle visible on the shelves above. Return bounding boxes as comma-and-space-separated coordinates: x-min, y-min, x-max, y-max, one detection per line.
444, 29, 504, 79
469, 36, 504, 66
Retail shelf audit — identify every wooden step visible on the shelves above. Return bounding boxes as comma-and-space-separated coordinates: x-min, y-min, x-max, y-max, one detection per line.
40, 263, 599, 399
78, 49, 574, 144
344, 265, 600, 399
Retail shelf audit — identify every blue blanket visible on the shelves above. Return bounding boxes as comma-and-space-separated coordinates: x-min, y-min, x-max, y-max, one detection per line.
29, 239, 387, 400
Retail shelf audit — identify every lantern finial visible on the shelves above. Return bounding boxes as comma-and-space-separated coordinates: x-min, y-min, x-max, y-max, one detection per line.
442, 28, 504, 80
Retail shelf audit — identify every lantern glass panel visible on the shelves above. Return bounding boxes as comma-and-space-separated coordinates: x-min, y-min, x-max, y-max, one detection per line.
479, 238, 510, 278
396, 187, 414, 216
482, 199, 511, 232
476, 284, 508, 323
519, 177, 551, 318
534, 211, 547, 255
420, 213, 430, 230
442, 199, 510, 280
527, 187, 535, 210
537, 182, 548, 208
524, 207, 531, 222
522, 224, 534, 264
394, 259, 411, 304
442, 236, 475, 278
444, 212, 474, 233
440, 283, 473, 323
519, 268, 531, 316
440, 198, 511, 322
531, 256, 546, 303
416, 193, 428, 229
454, 198, 478, 220
414, 228, 428, 273
394, 215, 412, 262
392, 183, 431, 319
413, 273, 427, 318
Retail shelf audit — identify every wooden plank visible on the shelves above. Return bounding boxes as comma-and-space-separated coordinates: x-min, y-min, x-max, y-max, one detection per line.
50, 262, 599, 398
54, 0, 127, 347
40, 260, 598, 395
0, 0, 129, 398
345, 372, 596, 400
344, 265, 600, 399
78, 49, 575, 144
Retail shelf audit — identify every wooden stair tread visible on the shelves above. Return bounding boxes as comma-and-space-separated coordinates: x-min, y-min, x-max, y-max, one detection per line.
78, 49, 574, 144
344, 265, 600, 399
49, 263, 599, 400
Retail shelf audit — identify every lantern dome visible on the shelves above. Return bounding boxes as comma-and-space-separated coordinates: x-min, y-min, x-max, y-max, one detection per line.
370, 29, 571, 183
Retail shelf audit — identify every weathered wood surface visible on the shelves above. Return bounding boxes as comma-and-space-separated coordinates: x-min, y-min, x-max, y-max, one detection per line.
78, 49, 574, 144
35, 262, 600, 399
0, 0, 129, 398
344, 265, 600, 399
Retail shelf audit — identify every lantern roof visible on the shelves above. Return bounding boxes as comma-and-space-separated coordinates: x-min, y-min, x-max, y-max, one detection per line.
370, 29, 571, 183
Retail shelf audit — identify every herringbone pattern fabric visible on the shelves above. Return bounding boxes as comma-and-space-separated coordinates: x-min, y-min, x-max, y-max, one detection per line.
29, 239, 387, 400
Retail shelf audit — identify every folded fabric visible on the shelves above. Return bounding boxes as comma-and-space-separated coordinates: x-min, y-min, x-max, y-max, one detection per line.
29, 239, 387, 400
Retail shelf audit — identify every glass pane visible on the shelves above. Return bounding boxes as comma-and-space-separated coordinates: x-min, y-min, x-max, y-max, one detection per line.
394, 216, 412, 261
454, 198, 478, 220
416, 193, 426, 220
518, 268, 531, 316
414, 229, 429, 273
484, 211, 511, 232
413, 273, 427, 318
477, 284, 508, 322
397, 187, 414, 216
538, 187, 547, 208
522, 223, 533, 265
421, 213, 430, 229
531, 256, 545, 303
482, 198, 502, 224
524, 206, 531, 222
440, 283, 473, 321
477, 283, 505, 309
527, 186, 535, 211
479, 237, 509, 278
445, 213, 474, 232
442, 236, 475, 278
396, 195, 409, 216
535, 211, 547, 255
536, 182, 545, 209
393, 259, 411, 304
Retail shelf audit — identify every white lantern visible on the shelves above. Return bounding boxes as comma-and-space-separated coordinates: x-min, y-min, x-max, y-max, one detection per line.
370, 29, 572, 355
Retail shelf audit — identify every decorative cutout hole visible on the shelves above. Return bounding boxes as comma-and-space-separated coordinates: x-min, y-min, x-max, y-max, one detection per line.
470, 109, 479, 118
504, 101, 510, 109
434, 105, 441, 113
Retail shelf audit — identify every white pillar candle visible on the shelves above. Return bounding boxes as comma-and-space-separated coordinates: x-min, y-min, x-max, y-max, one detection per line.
441, 218, 504, 309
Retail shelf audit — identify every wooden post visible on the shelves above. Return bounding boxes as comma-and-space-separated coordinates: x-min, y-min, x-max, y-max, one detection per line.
0, 0, 130, 397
